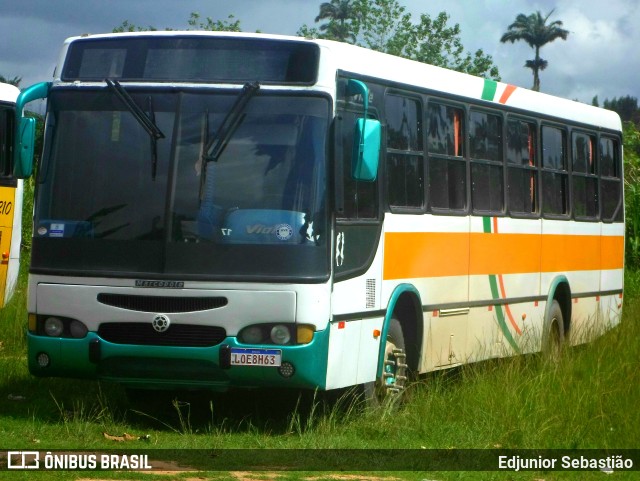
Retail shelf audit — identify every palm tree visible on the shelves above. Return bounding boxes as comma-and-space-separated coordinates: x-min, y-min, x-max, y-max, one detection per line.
314, 0, 357, 43
500, 10, 569, 92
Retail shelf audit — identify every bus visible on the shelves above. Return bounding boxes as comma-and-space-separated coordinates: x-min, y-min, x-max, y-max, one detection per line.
0, 82, 24, 307
14, 32, 624, 401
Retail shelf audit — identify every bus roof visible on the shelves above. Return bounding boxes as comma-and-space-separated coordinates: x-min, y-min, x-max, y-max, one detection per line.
0, 82, 20, 104
57, 31, 622, 132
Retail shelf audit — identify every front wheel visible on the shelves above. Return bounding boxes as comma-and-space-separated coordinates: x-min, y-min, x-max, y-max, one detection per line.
363, 317, 408, 406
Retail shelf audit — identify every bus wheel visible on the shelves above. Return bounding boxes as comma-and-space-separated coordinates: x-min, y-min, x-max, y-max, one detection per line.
364, 317, 408, 406
544, 300, 565, 362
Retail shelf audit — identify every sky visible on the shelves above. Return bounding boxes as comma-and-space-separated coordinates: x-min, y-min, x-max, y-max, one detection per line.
1, 0, 638, 106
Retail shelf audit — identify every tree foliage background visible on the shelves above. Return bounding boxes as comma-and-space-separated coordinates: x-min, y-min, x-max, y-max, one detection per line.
299, 0, 500, 79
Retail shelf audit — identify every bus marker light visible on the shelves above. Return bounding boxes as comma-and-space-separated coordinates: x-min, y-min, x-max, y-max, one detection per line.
373, 329, 381, 339
522, 314, 526, 321
28, 313, 37, 332
338, 321, 345, 329
36, 352, 50, 368
296, 325, 314, 344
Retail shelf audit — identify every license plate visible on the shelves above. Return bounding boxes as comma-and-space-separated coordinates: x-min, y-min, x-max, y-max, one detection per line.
230, 348, 282, 367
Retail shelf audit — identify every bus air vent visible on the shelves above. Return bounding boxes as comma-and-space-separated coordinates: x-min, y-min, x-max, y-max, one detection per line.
97, 294, 228, 313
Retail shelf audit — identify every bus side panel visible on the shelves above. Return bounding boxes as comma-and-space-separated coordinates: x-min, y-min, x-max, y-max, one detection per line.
0, 184, 18, 307
328, 226, 385, 389
382, 214, 469, 372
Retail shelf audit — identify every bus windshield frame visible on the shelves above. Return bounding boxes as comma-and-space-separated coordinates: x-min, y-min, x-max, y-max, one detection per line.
32, 86, 331, 282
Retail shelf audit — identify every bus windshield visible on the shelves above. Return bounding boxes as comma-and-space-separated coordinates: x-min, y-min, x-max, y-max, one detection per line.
33, 88, 330, 281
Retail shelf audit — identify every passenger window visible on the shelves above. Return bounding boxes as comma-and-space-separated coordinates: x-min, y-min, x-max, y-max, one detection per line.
427, 102, 466, 211
385, 94, 424, 209
0, 107, 14, 178
600, 136, 622, 222
541, 125, 568, 216
470, 110, 503, 213
506, 119, 537, 214
572, 132, 598, 219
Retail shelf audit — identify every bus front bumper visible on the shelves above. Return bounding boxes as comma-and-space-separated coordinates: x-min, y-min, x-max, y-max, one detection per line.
27, 328, 329, 392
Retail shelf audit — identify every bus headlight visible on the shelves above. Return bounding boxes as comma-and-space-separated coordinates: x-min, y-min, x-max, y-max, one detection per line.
44, 317, 64, 337
270, 324, 291, 345
241, 326, 264, 344
238, 323, 300, 345
70, 320, 89, 338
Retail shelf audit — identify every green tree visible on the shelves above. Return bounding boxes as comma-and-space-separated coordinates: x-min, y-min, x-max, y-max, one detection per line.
402, 11, 499, 79
302, 0, 500, 78
113, 13, 242, 33
624, 121, 640, 266
112, 20, 157, 32
187, 13, 241, 32
500, 10, 569, 92
603, 96, 640, 124
0, 75, 22, 87
314, 0, 357, 42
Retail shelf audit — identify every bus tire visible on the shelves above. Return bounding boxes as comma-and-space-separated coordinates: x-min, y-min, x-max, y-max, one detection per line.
544, 300, 565, 362
363, 316, 408, 407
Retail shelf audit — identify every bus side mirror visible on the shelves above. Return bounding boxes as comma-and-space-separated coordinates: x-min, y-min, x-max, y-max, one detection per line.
352, 118, 381, 182
13, 81, 51, 179
16, 117, 36, 178
346, 78, 380, 182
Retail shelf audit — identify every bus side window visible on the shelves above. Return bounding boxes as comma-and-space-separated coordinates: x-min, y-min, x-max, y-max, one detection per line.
385, 94, 424, 210
0, 107, 14, 179
427, 102, 466, 211
572, 132, 598, 220
541, 125, 568, 217
470, 109, 503, 213
600, 136, 622, 222
507, 119, 537, 214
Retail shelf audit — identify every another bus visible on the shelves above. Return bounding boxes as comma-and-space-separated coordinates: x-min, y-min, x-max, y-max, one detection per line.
0, 82, 24, 307
14, 32, 624, 400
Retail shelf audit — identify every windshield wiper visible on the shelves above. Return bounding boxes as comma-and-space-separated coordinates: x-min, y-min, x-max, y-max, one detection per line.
105, 78, 165, 179
203, 81, 260, 162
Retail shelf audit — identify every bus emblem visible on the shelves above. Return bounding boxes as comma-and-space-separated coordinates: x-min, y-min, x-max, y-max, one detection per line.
152, 314, 171, 333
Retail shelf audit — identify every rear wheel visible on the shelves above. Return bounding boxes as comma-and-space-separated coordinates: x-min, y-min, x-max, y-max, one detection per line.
363, 317, 408, 407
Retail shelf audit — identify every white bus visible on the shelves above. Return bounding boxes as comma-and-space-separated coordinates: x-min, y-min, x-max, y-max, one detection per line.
0, 82, 24, 307
14, 32, 623, 400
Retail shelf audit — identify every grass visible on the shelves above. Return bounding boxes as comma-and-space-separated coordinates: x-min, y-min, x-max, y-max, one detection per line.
0, 264, 638, 480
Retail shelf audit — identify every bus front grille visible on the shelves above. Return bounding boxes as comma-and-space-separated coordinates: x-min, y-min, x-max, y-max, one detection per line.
98, 322, 227, 347
97, 293, 228, 313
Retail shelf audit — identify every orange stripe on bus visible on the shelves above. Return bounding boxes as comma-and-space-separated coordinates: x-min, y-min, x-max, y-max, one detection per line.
383, 232, 624, 280
383, 232, 469, 280
499, 84, 517, 104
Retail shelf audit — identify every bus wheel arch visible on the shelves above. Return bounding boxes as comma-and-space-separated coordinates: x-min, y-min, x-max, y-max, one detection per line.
389, 289, 423, 375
